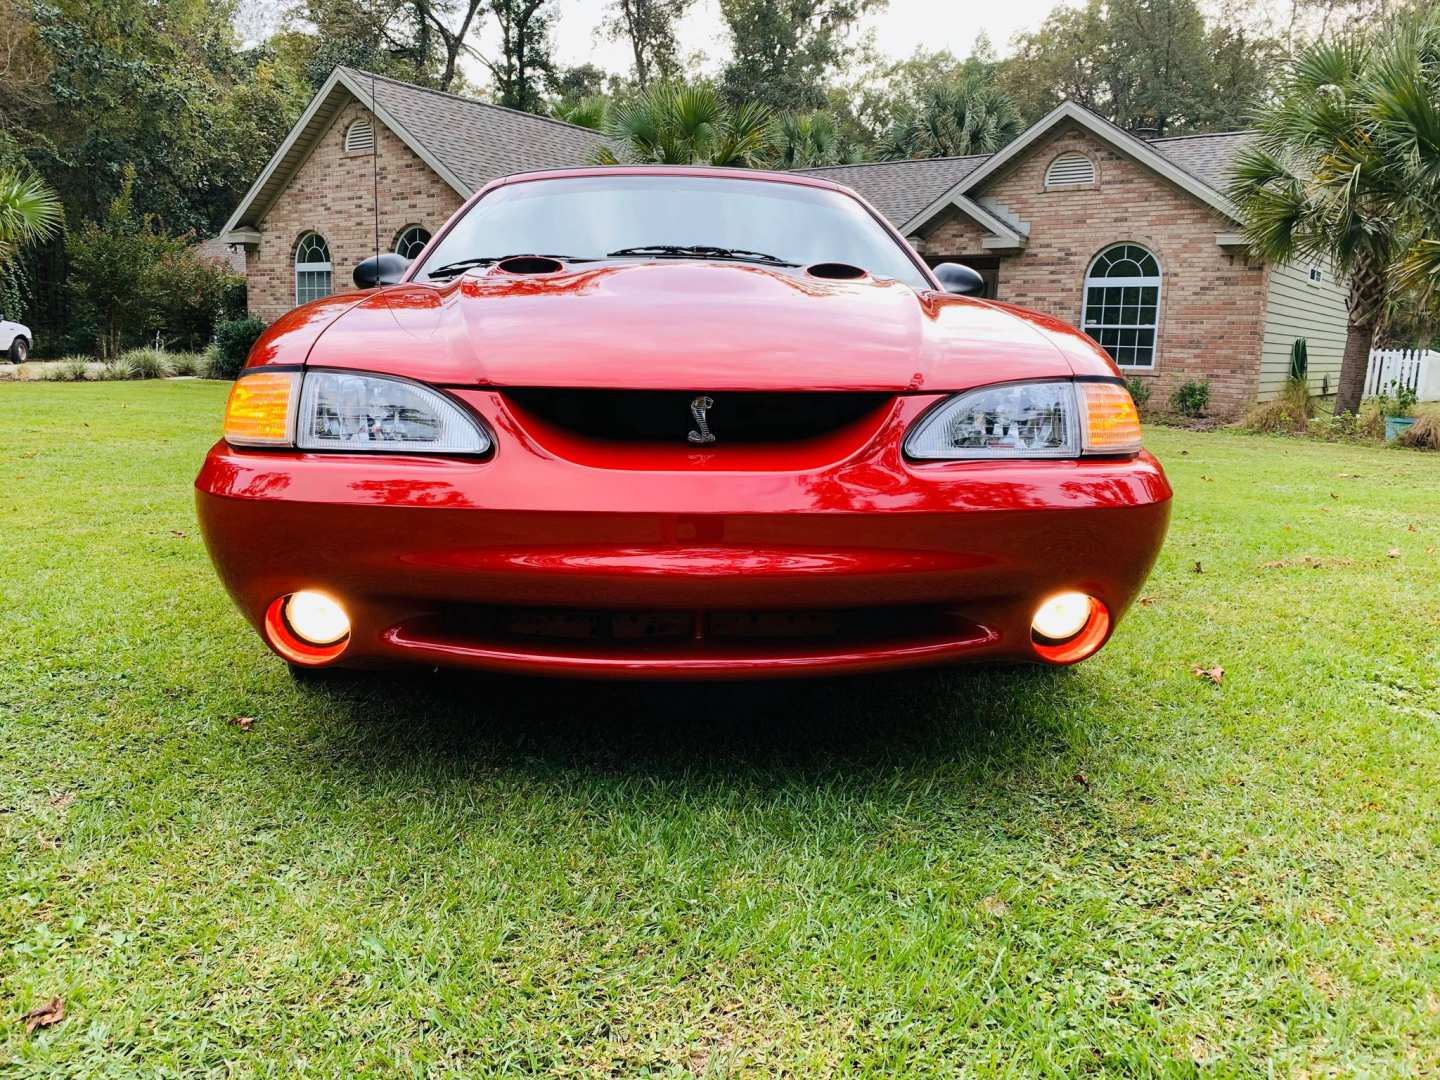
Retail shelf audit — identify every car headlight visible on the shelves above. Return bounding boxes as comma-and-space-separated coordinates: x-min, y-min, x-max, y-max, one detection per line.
904, 379, 1141, 460
223, 369, 491, 454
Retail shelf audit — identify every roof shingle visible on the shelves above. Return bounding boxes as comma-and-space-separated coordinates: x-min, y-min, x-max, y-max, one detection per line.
349, 68, 609, 190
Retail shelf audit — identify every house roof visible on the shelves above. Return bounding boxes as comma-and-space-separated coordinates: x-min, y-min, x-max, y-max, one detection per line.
1144, 130, 1254, 191
795, 155, 990, 228
899, 103, 1249, 236
222, 66, 608, 238
798, 118, 1254, 231
354, 69, 610, 191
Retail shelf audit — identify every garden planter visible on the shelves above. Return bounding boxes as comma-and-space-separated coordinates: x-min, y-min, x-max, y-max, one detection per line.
1384, 416, 1417, 442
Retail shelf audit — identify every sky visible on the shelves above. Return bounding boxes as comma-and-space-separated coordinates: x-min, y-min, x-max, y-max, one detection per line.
233, 0, 1074, 86
468, 0, 1070, 83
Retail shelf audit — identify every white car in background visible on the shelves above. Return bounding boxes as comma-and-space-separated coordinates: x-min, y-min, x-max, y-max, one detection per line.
2, 318, 32, 363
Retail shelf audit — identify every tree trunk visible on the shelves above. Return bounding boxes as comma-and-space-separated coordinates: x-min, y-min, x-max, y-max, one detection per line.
1333, 318, 1374, 416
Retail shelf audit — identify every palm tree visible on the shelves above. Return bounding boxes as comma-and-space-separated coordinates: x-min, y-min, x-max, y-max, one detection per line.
769, 111, 867, 169
0, 169, 62, 263
1227, 36, 1416, 415
879, 78, 1023, 161
1373, 16, 1440, 322
594, 83, 774, 168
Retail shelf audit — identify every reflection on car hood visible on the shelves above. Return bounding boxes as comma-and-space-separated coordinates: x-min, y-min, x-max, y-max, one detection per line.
304, 260, 1116, 391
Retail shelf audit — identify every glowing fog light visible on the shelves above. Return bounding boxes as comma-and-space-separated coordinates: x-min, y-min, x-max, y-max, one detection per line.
1032, 592, 1093, 642
284, 591, 350, 645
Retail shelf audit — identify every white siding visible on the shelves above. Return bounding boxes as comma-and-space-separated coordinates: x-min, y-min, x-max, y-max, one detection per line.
1258, 260, 1349, 400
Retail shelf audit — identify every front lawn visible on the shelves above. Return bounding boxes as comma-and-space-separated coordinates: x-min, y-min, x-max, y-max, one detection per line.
2, 381, 1438, 1076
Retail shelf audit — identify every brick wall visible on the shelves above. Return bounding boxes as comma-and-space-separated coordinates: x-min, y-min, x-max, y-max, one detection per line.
245, 99, 466, 323
911, 122, 1269, 417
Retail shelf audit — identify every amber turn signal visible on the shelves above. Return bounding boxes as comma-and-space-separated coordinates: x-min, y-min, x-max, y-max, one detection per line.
1080, 382, 1143, 453
223, 371, 299, 446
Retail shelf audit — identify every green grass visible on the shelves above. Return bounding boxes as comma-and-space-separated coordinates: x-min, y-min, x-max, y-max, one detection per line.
2, 381, 1438, 1077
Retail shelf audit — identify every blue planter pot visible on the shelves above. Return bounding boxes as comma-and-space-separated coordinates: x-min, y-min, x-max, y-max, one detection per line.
1385, 416, 1418, 442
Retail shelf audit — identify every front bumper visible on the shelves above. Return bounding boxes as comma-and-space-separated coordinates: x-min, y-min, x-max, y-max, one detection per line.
195, 391, 1171, 679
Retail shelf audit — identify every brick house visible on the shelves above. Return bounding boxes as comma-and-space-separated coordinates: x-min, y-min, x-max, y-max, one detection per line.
222, 73, 1349, 416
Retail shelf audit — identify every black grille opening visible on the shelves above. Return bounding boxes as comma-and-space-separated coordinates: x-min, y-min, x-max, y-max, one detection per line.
434, 604, 967, 647
506, 389, 891, 444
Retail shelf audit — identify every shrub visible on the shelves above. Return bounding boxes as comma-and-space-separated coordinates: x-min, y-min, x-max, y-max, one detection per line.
119, 348, 172, 380
99, 357, 136, 381
1170, 379, 1211, 418
1356, 400, 1386, 440
209, 317, 266, 380
1243, 399, 1304, 434
168, 351, 205, 376
1396, 414, 1440, 450
55, 356, 93, 381
1124, 376, 1152, 413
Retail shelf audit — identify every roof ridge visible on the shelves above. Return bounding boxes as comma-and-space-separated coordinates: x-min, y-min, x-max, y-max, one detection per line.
339, 67, 604, 138
1146, 129, 1255, 143
798, 153, 993, 173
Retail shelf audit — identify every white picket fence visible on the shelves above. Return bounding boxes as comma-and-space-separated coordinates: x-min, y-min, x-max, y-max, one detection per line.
1365, 347, 1440, 401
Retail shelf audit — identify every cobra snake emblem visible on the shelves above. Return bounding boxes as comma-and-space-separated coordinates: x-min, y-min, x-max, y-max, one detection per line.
687, 395, 716, 444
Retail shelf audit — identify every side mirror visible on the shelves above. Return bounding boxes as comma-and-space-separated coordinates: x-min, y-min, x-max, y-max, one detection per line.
353, 252, 412, 289
932, 262, 986, 296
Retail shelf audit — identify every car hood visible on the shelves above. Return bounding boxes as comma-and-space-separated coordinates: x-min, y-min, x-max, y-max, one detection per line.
304, 261, 1108, 391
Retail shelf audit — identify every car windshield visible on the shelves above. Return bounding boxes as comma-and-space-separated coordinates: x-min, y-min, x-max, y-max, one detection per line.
415, 175, 930, 289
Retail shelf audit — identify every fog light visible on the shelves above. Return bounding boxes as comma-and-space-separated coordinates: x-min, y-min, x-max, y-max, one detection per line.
1032, 592, 1092, 641
284, 591, 349, 645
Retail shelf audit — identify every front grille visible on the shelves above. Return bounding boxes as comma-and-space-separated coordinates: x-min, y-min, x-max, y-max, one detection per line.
505, 389, 891, 444
436, 604, 964, 648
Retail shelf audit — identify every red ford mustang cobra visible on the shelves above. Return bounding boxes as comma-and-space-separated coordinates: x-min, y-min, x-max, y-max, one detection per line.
196, 166, 1171, 679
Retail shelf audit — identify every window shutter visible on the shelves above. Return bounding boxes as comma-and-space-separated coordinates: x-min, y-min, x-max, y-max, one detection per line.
345, 119, 375, 153
1045, 153, 1095, 187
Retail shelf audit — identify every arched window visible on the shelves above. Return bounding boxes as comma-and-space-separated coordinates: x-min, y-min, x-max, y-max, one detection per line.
1045, 152, 1095, 188
1082, 243, 1161, 368
394, 225, 432, 260
295, 232, 332, 305
344, 118, 375, 153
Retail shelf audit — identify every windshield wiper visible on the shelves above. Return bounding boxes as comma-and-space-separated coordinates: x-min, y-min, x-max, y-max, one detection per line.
606, 244, 799, 267
426, 254, 591, 279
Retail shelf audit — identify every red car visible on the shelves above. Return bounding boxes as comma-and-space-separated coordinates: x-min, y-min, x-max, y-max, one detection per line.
196, 167, 1170, 679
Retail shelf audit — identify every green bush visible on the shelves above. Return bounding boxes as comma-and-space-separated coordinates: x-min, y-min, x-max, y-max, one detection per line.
1171, 379, 1211, 418
55, 356, 93, 381
168, 351, 205, 376
119, 348, 173, 380
209, 317, 266, 379
99, 357, 136, 381
1124, 376, 1152, 413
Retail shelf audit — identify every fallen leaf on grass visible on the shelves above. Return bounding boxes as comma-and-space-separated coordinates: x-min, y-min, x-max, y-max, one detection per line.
1192, 561, 1203, 574
1192, 665, 1224, 686
1073, 771, 1091, 790
231, 716, 255, 732
1409, 523, 1417, 532
1329, 492, 1339, 500
22, 998, 63, 1034
1138, 596, 1156, 606
1386, 548, 1401, 559
170, 530, 187, 538
977, 895, 1010, 918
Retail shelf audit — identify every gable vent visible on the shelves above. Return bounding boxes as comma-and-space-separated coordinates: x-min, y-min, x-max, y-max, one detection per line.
344, 118, 375, 153
1045, 152, 1095, 188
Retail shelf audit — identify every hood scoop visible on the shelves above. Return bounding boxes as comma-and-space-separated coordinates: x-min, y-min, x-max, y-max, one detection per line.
494, 255, 566, 275
805, 262, 869, 282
